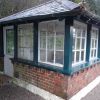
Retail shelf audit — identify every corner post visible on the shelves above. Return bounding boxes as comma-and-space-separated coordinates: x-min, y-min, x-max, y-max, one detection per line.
14, 24, 18, 60
86, 24, 92, 62
0, 25, 4, 57
98, 28, 100, 58
64, 17, 73, 74
34, 22, 38, 64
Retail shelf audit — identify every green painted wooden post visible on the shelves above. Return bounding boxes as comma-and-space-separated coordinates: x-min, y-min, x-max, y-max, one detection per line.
14, 24, 18, 60
86, 24, 92, 62
64, 18, 73, 74
98, 28, 100, 58
0, 25, 4, 57
34, 22, 38, 64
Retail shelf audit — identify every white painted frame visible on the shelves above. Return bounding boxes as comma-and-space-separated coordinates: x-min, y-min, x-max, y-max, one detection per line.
90, 27, 99, 61
38, 20, 64, 67
3, 26, 14, 58
3, 26, 14, 77
72, 20, 87, 66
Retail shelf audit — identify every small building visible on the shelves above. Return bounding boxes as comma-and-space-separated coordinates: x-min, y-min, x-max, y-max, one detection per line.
0, 0, 100, 99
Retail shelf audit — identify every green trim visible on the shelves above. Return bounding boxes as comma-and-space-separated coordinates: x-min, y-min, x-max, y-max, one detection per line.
11, 57, 100, 76
14, 24, 18, 59
0, 26, 4, 57
34, 22, 38, 64
11, 58, 68, 75
64, 18, 73, 74
98, 29, 100, 58
8, 18, 100, 76
86, 24, 92, 62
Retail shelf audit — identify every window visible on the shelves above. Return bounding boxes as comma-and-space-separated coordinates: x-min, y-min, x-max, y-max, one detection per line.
90, 27, 98, 60
72, 21, 87, 65
18, 23, 33, 60
39, 20, 64, 67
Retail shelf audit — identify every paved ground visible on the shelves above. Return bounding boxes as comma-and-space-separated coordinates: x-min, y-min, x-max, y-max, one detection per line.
82, 83, 100, 100
0, 83, 45, 100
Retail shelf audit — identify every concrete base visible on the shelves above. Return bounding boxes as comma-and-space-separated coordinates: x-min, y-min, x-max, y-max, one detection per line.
13, 78, 64, 100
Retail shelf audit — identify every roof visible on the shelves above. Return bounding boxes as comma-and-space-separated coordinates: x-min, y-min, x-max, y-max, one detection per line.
0, 0, 80, 23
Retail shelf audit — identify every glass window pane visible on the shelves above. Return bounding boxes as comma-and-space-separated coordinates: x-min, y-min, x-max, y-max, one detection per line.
73, 37, 75, 50
76, 38, 80, 49
76, 51, 80, 62
48, 32, 54, 36
47, 36, 54, 49
81, 51, 84, 61
40, 37, 46, 49
6, 29, 14, 56
91, 50, 93, 58
94, 49, 96, 57
95, 40, 97, 48
47, 50, 54, 63
56, 36, 64, 50
82, 30, 86, 37
23, 48, 31, 60
77, 29, 81, 37
40, 31, 46, 36
18, 48, 24, 58
40, 50, 46, 62
92, 40, 94, 48
55, 51, 64, 65
82, 39, 85, 49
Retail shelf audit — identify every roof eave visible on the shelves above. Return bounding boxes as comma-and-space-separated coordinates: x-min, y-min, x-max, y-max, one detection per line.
0, 7, 81, 25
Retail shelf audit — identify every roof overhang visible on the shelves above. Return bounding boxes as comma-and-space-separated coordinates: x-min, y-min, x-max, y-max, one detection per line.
0, 0, 80, 25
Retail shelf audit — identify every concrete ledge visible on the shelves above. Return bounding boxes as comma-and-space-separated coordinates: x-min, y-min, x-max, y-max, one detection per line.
13, 78, 64, 100
69, 76, 100, 100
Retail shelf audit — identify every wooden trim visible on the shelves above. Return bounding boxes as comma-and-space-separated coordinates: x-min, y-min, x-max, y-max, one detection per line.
64, 17, 73, 74
14, 24, 18, 59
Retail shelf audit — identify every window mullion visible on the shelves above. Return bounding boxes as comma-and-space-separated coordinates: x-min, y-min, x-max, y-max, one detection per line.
46, 31, 47, 62
54, 31, 56, 64
80, 31, 82, 62
75, 36, 77, 63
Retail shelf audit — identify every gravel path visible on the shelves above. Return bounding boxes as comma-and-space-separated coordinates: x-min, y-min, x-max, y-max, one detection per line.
0, 83, 45, 100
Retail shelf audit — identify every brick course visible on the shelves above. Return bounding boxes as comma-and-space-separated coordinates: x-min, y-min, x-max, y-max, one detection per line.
12, 62, 100, 99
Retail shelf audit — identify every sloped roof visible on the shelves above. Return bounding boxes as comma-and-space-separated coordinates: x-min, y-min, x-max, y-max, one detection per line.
0, 0, 80, 23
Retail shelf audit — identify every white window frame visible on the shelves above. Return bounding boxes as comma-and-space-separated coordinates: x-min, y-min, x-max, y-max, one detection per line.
90, 27, 98, 60
38, 20, 64, 67
3, 26, 14, 58
72, 20, 87, 66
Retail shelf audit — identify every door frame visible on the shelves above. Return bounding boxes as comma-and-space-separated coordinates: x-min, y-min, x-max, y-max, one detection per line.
3, 26, 14, 77
3, 26, 14, 58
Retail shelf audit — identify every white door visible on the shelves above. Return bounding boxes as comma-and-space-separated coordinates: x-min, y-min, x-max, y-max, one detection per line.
3, 26, 14, 77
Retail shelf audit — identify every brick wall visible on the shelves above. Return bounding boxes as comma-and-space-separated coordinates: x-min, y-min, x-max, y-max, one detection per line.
67, 64, 100, 98
12, 61, 100, 99
0, 57, 4, 71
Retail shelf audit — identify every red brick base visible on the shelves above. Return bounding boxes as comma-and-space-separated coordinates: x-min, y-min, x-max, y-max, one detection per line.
12, 62, 100, 99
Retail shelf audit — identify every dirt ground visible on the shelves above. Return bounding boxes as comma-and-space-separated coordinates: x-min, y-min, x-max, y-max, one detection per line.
0, 83, 45, 100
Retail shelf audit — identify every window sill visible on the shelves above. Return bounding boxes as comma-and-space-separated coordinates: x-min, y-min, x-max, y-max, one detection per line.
38, 61, 63, 67
72, 61, 86, 68
10, 58, 67, 75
